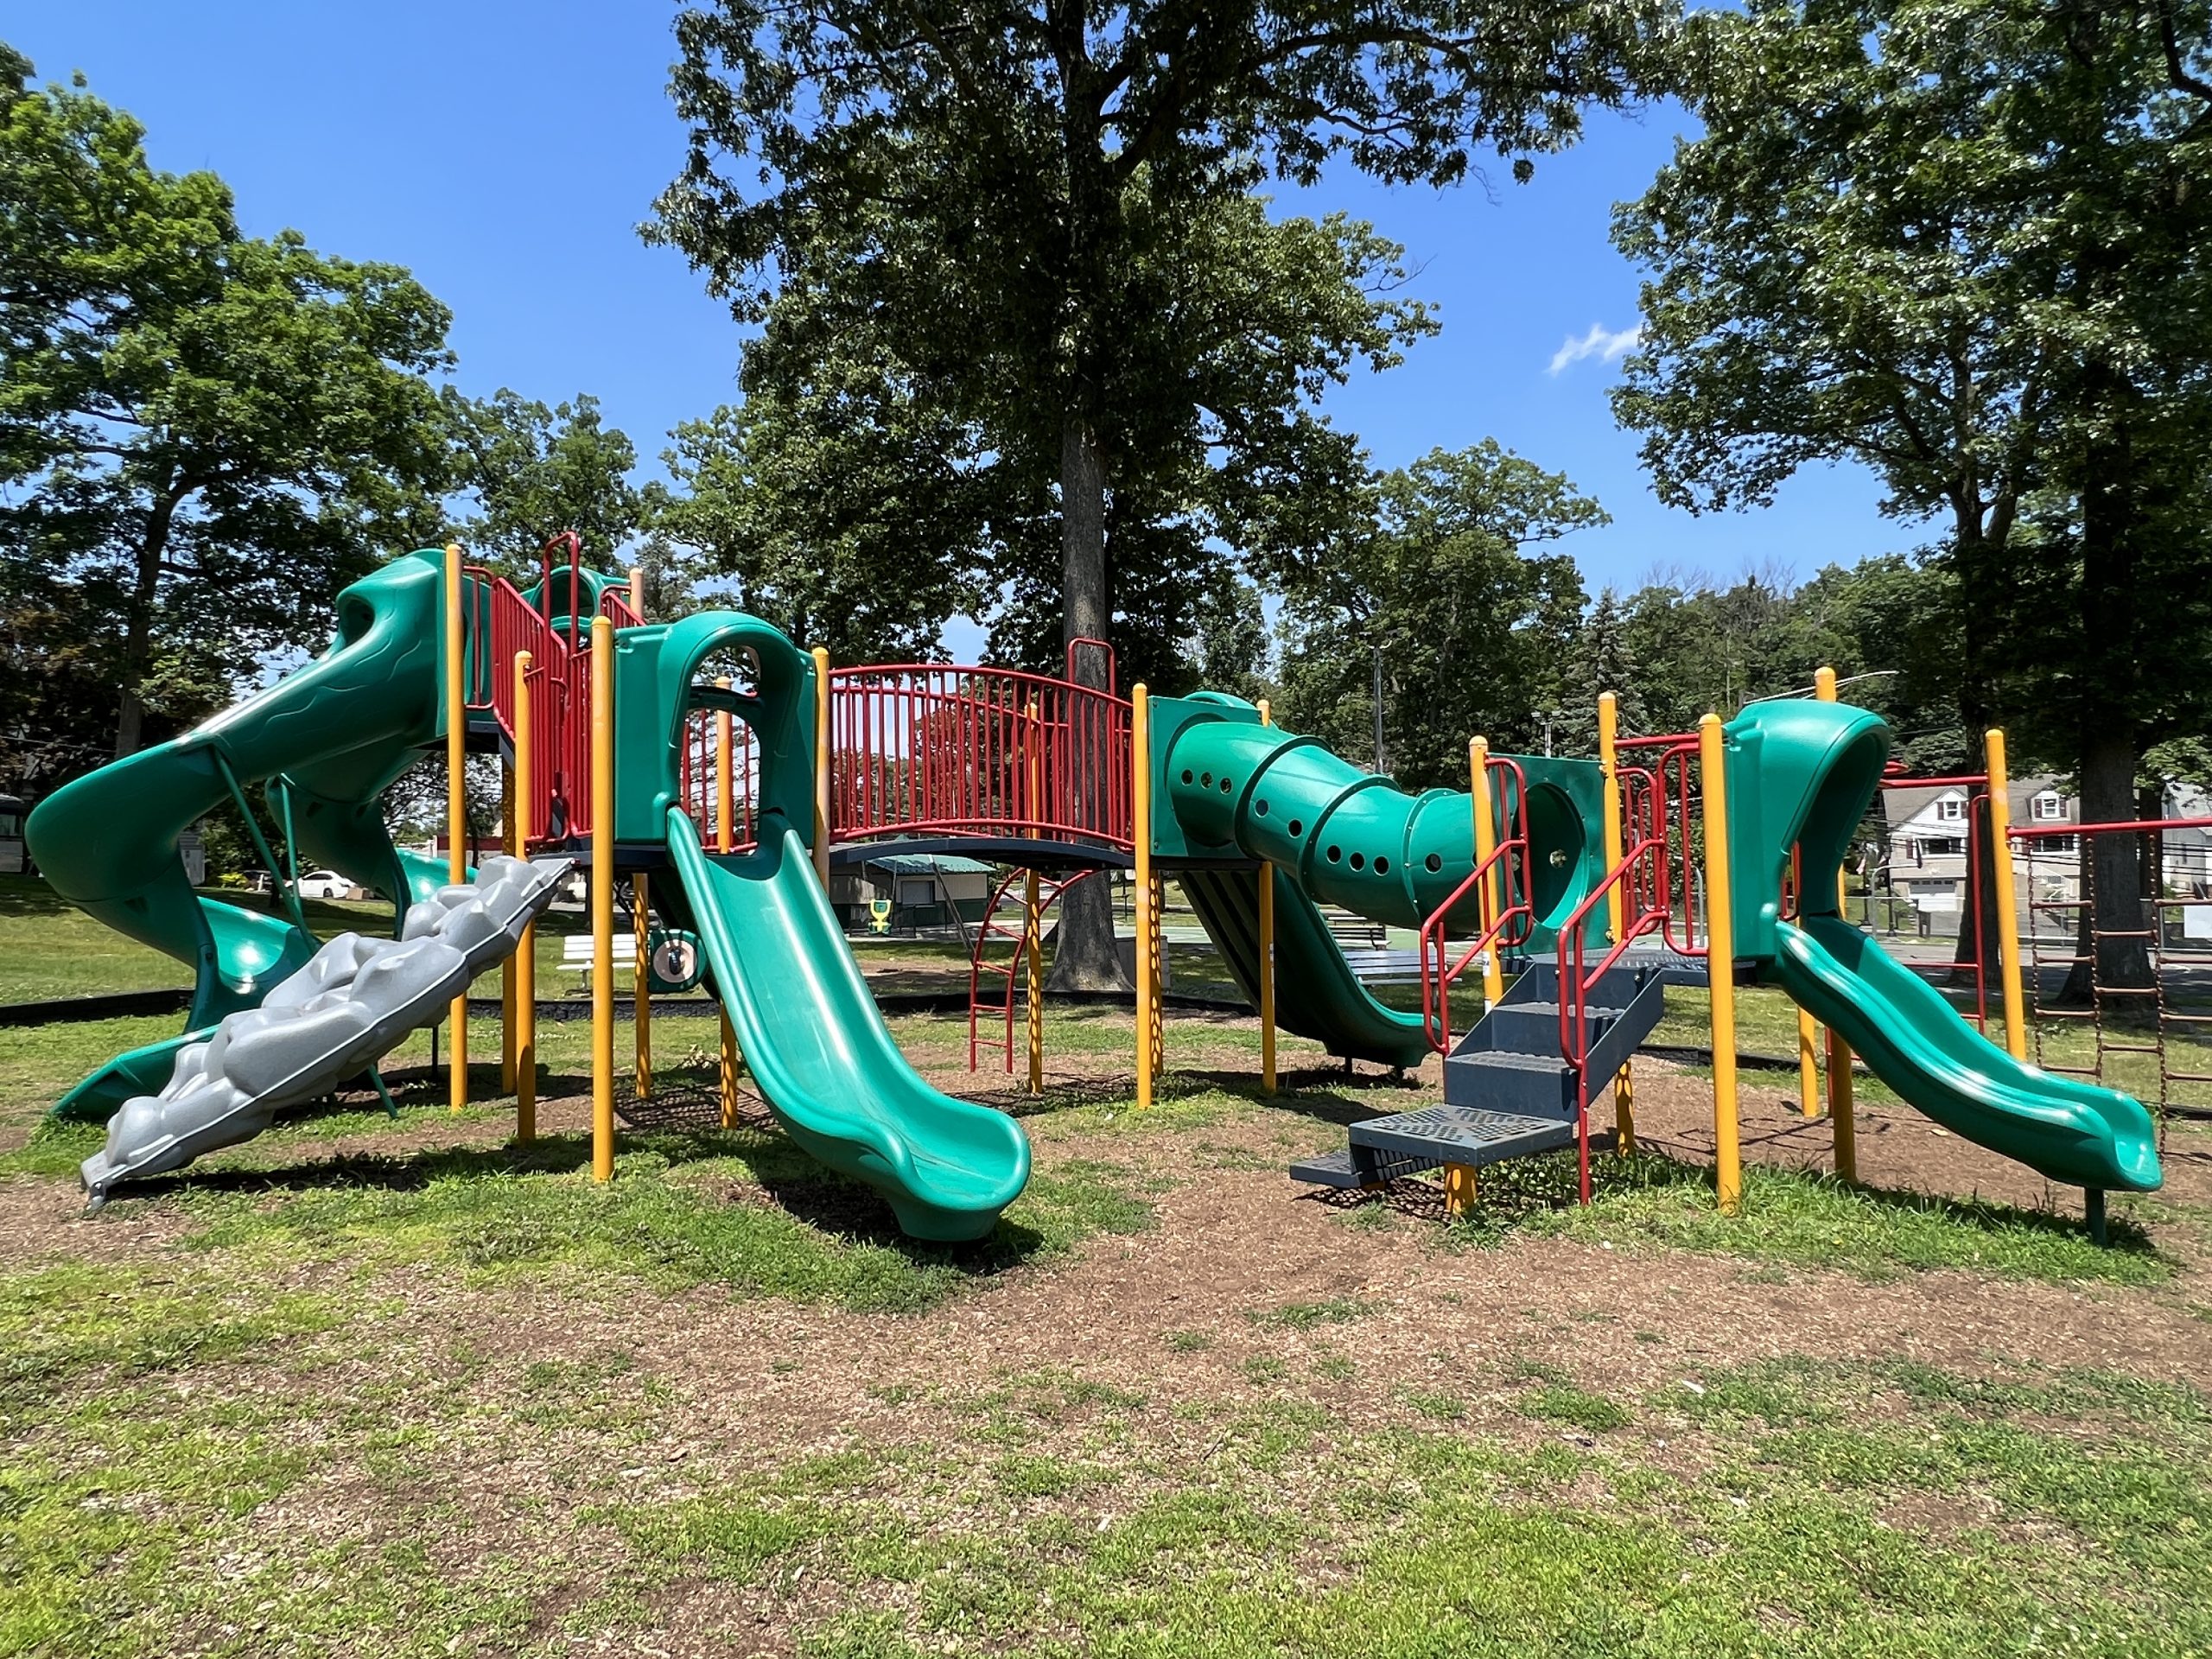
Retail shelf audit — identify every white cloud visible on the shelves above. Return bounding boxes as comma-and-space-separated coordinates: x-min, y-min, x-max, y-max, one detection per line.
1548, 322, 1643, 376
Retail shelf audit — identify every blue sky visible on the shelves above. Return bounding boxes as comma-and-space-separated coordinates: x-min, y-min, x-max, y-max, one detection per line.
20, 4, 1909, 624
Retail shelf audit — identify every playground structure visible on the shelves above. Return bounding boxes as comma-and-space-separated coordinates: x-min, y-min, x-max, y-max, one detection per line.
28, 538, 2187, 1245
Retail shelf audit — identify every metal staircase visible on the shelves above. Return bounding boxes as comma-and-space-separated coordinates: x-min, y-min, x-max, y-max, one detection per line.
1288, 959, 1667, 1190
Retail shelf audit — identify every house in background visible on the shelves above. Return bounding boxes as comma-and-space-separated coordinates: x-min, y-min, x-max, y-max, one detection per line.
1881, 772, 2079, 919
828, 852, 996, 935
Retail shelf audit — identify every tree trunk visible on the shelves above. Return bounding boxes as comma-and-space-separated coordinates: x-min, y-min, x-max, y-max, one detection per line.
114, 490, 183, 757
2061, 385, 2152, 1002
1948, 523, 1999, 980
2063, 726, 2151, 1003
1047, 416, 1131, 992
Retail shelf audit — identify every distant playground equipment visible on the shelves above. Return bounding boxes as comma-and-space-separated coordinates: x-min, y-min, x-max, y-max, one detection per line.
29, 538, 2177, 1243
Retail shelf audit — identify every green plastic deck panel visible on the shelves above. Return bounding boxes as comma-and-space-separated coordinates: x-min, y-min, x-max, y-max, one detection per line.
664, 812, 1031, 1242
1723, 700, 2161, 1193
31, 548, 458, 1122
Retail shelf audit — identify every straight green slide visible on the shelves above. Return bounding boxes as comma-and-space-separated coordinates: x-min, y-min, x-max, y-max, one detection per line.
662, 809, 1031, 1242
1772, 916, 2161, 1193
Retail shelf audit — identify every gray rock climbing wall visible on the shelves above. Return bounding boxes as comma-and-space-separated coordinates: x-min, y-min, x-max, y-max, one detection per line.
83, 854, 574, 1203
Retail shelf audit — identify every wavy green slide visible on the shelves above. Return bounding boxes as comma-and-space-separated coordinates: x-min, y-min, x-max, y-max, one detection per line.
33, 550, 454, 1121
664, 810, 1030, 1241
1727, 699, 2160, 1193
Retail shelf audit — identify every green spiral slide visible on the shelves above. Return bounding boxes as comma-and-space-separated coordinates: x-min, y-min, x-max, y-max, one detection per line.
1725, 699, 2160, 1194
1146, 694, 1610, 1068
30, 550, 455, 1122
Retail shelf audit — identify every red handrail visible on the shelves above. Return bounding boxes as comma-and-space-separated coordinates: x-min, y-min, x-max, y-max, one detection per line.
1554, 830, 1674, 1204
828, 664, 1133, 849
1417, 842, 1534, 1052
1415, 756, 1535, 1053
968, 868, 1101, 1071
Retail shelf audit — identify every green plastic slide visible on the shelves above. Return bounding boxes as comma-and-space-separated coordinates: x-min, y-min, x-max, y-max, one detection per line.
32, 550, 454, 1121
1773, 917, 2161, 1192
1725, 698, 2162, 1194
1175, 867, 1429, 1069
663, 810, 1031, 1243
1149, 694, 1608, 1065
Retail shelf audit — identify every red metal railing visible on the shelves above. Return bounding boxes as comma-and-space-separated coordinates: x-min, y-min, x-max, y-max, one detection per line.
1417, 754, 1535, 1052
968, 868, 1103, 1071
828, 665, 1133, 849
1555, 786, 1680, 1203
677, 706, 761, 854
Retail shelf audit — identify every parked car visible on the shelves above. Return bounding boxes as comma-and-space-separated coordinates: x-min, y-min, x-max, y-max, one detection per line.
296, 869, 352, 900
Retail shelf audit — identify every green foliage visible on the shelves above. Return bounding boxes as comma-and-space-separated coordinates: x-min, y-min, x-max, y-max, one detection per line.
647, 0, 1659, 694
442, 387, 645, 575
0, 48, 456, 758
1612, 0, 2212, 892
649, 365, 989, 660
1274, 441, 1599, 785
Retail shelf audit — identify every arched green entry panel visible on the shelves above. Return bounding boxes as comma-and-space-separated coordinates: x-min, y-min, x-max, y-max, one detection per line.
609, 613, 817, 847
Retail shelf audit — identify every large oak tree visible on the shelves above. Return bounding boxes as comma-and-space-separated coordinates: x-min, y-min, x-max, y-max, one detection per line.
650, 0, 1663, 982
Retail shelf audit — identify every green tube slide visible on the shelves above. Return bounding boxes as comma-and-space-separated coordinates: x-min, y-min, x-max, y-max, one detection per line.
1726, 699, 2161, 1193
1149, 695, 1607, 1065
30, 549, 453, 1122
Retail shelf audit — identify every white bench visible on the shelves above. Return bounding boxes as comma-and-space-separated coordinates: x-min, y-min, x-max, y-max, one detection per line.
559, 934, 637, 990
1338, 946, 1425, 987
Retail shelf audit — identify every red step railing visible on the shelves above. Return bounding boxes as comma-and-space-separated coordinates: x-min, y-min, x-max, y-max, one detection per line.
1554, 753, 1690, 1202
1417, 753, 1535, 1052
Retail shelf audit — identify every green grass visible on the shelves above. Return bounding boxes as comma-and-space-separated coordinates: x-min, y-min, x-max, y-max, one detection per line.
1440, 1147, 2171, 1287
105, 1128, 1151, 1315
575, 1355, 2211, 1658
1242, 1295, 1373, 1331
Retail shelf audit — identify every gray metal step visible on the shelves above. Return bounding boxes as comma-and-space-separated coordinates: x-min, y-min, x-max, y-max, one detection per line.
1287, 1147, 1368, 1188
1348, 1104, 1577, 1169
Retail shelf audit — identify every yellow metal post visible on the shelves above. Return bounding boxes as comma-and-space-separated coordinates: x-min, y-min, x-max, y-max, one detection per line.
590, 616, 616, 1181
1443, 1162, 1478, 1219
811, 646, 832, 889
716, 679, 740, 1128
1134, 683, 1154, 1110
500, 759, 517, 1093
1795, 1005, 1821, 1118
1815, 666, 1854, 1173
1699, 713, 1742, 1215
633, 871, 652, 1101
444, 543, 468, 1115
1256, 698, 1277, 1096
1986, 727, 2030, 1062
513, 650, 537, 1143
1469, 737, 1504, 1007
1025, 869, 1044, 1095
1598, 690, 1634, 1154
